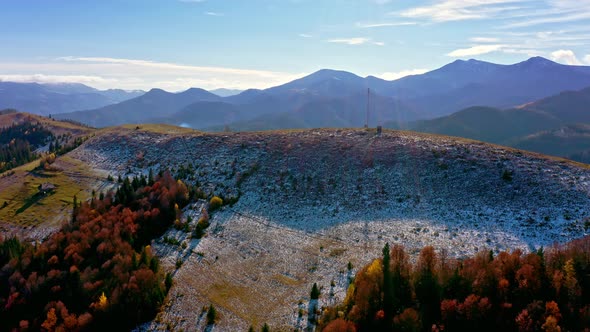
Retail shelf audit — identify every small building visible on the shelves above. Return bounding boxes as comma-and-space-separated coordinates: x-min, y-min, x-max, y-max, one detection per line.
38, 182, 56, 194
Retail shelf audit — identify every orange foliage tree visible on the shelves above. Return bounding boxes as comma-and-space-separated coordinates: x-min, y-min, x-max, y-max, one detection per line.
0, 172, 188, 331
320, 236, 590, 332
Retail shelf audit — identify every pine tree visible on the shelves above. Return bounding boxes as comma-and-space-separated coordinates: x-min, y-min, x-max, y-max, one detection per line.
310, 283, 320, 300
207, 304, 217, 324
148, 168, 155, 185
414, 246, 441, 329
72, 195, 78, 223
382, 243, 394, 323
165, 273, 173, 291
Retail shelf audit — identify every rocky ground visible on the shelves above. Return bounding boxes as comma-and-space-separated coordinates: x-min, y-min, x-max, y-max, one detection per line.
70, 127, 590, 331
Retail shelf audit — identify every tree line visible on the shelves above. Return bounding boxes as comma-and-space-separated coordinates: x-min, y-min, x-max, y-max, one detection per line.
0, 121, 53, 172
0, 119, 88, 173
321, 237, 590, 331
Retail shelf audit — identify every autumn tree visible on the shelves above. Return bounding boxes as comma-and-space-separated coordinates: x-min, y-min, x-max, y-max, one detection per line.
323, 318, 357, 332
0, 171, 189, 331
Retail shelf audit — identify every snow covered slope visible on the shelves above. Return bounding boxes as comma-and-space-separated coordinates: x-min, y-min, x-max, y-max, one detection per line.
71, 126, 590, 330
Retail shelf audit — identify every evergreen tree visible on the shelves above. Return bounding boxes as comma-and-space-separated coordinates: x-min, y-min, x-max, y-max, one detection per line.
165, 273, 173, 291
148, 168, 155, 186
382, 243, 394, 324
310, 283, 321, 300
207, 304, 217, 324
72, 195, 78, 223
414, 247, 441, 329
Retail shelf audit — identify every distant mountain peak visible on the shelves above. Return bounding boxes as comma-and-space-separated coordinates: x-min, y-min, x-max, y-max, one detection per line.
517, 56, 558, 67
209, 88, 243, 97
438, 58, 498, 73
467, 58, 489, 64
147, 88, 167, 93
313, 68, 346, 74
182, 87, 207, 93
177, 88, 220, 100
307, 69, 362, 80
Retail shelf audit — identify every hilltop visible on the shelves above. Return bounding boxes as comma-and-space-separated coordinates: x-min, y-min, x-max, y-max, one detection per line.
64, 126, 590, 330
0, 111, 94, 137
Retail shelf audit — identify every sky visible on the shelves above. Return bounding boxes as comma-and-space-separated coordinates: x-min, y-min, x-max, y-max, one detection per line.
1, 0, 590, 91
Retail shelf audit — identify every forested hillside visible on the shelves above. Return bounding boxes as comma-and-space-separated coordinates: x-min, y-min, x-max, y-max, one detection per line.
321, 238, 590, 331
0, 121, 53, 172
0, 172, 189, 331
0, 113, 93, 173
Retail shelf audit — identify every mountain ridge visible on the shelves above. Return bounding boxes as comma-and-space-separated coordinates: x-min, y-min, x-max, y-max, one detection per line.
0, 81, 143, 115
51, 57, 590, 132
391, 86, 590, 162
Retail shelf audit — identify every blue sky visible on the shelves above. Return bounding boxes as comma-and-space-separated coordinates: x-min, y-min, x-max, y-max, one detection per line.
1, 0, 589, 91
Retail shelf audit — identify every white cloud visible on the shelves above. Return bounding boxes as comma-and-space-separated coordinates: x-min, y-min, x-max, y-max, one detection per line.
326, 38, 385, 46
0, 57, 306, 91
502, 11, 590, 28
356, 21, 417, 28
377, 69, 429, 80
446, 44, 505, 57
205, 11, 223, 16
585, 54, 590, 64
0, 74, 116, 85
57, 56, 294, 78
499, 0, 590, 28
469, 37, 500, 43
299, 33, 313, 38
397, 0, 526, 22
550, 49, 582, 65
395, 0, 590, 26
327, 37, 371, 45
474, 28, 590, 55
501, 48, 544, 57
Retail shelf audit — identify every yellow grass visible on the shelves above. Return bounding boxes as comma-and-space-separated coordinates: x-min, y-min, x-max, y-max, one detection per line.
101, 123, 200, 136
273, 274, 304, 286
0, 155, 105, 227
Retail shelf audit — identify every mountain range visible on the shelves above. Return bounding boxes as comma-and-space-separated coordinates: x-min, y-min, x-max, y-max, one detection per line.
0, 82, 144, 116
390, 86, 590, 162
6, 56, 590, 163
52, 57, 590, 131
56, 87, 222, 127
